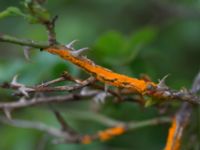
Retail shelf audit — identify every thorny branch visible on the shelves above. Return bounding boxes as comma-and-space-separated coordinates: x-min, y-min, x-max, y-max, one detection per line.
0, 115, 171, 144
0, 0, 200, 147
26, 0, 58, 45
0, 33, 48, 48
164, 72, 200, 150
0, 92, 97, 110
0, 75, 95, 94
0, 33, 200, 105
0, 32, 200, 147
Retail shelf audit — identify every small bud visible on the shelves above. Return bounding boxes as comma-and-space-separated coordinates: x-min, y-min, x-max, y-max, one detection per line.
3, 108, 12, 120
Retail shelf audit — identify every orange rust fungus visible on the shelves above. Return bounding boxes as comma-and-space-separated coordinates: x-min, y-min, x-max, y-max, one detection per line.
98, 126, 126, 141
164, 118, 181, 150
45, 47, 157, 94
81, 135, 92, 144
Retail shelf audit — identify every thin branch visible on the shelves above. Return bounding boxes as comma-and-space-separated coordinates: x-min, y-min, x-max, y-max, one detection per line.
52, 110, 72, 131
164, 72, 200, 150
34, 76, 95, 92
70, 116, 171, 144
43, 15, 58, 45
0, 92, 98, 109
64, 109, 124, 127
128, 117, 171, 129
0, 33, 200, 105
37, 77, 66, 87
0, 76, 96, 94
148, 86, 200, 105
0, 116, 68, 138
0, 114, 171, 144
0, 34, 48, 49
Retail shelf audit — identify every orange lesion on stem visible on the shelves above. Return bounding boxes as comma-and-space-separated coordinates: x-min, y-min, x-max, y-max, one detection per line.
44, 47, 157, 94
81, 135, 92, 144
164, 118, 181, 150
98, 126, 126, 141
81, 126, 126, 144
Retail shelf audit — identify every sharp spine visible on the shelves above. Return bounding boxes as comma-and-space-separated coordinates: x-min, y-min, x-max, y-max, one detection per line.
65, 40, 78, 50
70, 47, 89, 57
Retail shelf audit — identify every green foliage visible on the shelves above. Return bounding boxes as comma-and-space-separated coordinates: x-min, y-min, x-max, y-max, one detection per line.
0, 7, 25, 19
93, 27, 157, 67
0, 1, 51, 24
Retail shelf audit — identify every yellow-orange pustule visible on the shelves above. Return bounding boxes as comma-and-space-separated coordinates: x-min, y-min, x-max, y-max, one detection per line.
164, 118, 181, 150
45, 47, 157, 93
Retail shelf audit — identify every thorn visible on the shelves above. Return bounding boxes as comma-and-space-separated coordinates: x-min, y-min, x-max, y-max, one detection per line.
19, 97, 27, 103
11, 75, 23, 87
10, 75, 33, 97
104, 84, 108, 95
19, 87, 29, 97
80, 87, 97, 95
80, 87, 89, 95
70, 47, 89, 57
18, 86, 33, 97
158, 74, 169, 90
3, 108, 12, 120
11, 75, 18, 85
180, 87, 189, 93
23, 46, 31, 61
33, 92, 44, 99
92, 84, 109, 103
93, 92, 108, 103
65, 40, 78, 50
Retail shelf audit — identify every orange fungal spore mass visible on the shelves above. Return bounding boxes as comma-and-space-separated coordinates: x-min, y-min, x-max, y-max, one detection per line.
45, 47, 157, 94
164, 118, 181, 150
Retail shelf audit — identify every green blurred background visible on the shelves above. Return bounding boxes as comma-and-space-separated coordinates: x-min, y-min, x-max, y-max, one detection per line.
0, 0, 200, 150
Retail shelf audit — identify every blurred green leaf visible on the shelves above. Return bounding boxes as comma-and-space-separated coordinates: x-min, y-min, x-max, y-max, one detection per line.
0, 6, 39, 23
0, 7, 25, 19
93, 31, 128, 67
94, 31, 125, 57
93, 28, 157, 67
129, 27, 157, 47
0, 60, 25, 82
123, 27, 157, 64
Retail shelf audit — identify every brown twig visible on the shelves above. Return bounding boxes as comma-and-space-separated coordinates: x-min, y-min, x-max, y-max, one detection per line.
0, 76, 95, 95
43, 15, 58, 45
0, 116, 71, 139
1, 33, 200, 105
0, 34, 48, 48
147, 86, 200, 105
164, 72, 200, 150
37, 76, 66, 87
0, 115, 170, 144
0, 92, 98, 109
